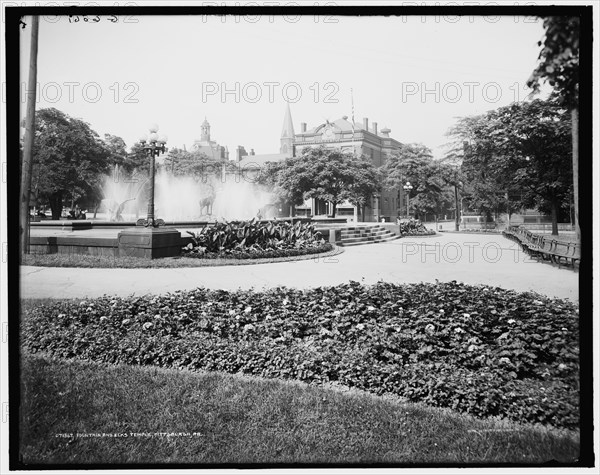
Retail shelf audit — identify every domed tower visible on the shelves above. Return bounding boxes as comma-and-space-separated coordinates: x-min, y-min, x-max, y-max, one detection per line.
200, 117, 211, 142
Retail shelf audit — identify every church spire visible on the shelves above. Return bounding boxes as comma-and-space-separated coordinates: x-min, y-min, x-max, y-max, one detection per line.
280, 102, 295, 156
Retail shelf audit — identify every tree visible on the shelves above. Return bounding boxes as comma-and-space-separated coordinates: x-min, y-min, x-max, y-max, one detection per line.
274, 146, 380, 218
164, 148, 218, 181
499, 99, 572, 235
124, 142, 152, 177
32, 108, 112, 219
103, 133, 128, 169
446, 99, 572, 235
345, 159, 382, 216
381, 143, 452, 221
446, 113, 521, 222
527, 16, 580, 240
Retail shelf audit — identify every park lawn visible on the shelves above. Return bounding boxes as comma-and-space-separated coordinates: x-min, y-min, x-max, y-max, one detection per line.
21, 245, 341, 268
19, 353, 580, 466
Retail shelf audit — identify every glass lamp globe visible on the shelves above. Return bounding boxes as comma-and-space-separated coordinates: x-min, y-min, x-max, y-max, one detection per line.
149, 123, 159, 133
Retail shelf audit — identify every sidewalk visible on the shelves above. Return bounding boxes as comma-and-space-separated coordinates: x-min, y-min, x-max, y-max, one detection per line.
20, 233, 579, 302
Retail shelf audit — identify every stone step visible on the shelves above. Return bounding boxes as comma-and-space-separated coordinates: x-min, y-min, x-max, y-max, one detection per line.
340, 226, 390, 234
339, 231, 395, 243
339, 236, 393, 245
340, 229, 389, 237
338, 234, 402, 247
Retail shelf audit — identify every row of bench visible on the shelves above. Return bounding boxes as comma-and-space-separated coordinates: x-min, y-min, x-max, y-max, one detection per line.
502, 226, 580, 268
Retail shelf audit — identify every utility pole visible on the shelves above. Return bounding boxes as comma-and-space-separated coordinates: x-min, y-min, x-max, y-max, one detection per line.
19, 16, 39, 262
506, 191, 510, 229
454, 182, 460, 231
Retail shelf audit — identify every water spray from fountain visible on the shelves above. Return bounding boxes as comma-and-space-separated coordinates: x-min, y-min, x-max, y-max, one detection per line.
101, 165, 280, 222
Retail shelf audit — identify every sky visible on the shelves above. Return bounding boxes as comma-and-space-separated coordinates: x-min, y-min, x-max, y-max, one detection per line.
18, 12, 549, 159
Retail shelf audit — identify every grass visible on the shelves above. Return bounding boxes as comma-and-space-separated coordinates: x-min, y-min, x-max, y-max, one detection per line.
21, 245, 342, 268
19, 353, 580, 466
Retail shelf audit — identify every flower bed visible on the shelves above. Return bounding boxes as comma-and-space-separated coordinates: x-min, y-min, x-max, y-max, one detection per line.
182, 219, 329, 259
399, 220, 436, 236
21, 281, 579, 429
187, 242, 333, 260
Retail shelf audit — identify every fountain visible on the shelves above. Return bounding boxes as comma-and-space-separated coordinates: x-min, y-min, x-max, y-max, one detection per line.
31, 152, 284, 257
101, 168, 280, 223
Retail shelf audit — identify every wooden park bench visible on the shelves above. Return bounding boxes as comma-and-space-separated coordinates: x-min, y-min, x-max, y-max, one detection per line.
546, 239, 581, 267
503, 226, 580, 268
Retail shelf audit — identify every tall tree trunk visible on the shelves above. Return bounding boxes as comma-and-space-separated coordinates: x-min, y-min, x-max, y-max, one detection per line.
331, 201, 337, 218
551, 197, 559, 236
49, 192, 63, 220
454, 184, 459, 231
571, 107, 580, 242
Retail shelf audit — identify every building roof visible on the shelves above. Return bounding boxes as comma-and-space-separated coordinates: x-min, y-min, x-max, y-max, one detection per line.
193, 142, 224, 160
301, 116, 383, 136
237, 153, 288, 168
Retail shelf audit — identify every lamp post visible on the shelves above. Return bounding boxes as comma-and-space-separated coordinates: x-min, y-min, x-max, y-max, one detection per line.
506, 191, 510, 229
454, 181, 462, 232
136, 124, 168, 228
403, 181, 413, 219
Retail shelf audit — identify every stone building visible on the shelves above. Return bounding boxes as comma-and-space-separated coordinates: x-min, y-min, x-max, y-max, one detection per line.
236, 105, 405, 222
192, 117, 229, 160
292, 115, 403, 221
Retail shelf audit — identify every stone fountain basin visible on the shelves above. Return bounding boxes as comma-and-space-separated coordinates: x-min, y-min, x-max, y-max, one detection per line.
27, 217, 339, 258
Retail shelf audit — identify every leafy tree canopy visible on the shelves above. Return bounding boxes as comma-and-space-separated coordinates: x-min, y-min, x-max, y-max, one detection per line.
273, 146, 380, 217
527, 16, 579, 108
446, 98, 572, 230
163, 148, 217, 181
32, 108, 112, 218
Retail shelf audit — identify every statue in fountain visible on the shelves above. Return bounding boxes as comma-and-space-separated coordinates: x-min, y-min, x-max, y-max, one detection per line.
103, 198, 135, 221
102, 176, 148, 222
198, 183, 216, 216
259, 202, 280, 220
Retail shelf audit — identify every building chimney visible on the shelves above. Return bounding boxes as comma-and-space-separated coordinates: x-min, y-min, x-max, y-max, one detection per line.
363, 117, 369, 132
301, 122, 307, 133
373, 122, 378, 135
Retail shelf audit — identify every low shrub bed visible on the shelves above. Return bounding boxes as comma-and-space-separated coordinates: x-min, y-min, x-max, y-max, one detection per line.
399, 220, 436, 236
186, 242, 333, 260
182, 219, 328, 259
21, 281, 579, 429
